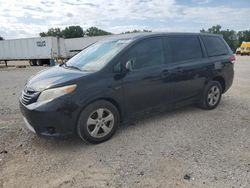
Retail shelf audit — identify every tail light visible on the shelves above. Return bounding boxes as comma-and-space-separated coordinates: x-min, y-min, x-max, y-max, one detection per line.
229, 55, 236, 63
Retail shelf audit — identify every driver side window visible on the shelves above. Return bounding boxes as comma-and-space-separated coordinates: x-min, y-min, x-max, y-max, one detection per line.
125, 38, 165, 70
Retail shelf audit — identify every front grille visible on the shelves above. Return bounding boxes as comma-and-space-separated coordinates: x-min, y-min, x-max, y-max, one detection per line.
21, 88, 40, 105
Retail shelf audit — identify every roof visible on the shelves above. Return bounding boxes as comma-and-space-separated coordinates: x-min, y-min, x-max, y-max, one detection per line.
102, 32, 222, 41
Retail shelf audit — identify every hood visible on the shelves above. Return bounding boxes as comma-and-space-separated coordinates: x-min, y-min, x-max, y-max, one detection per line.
26, 65, 90, 91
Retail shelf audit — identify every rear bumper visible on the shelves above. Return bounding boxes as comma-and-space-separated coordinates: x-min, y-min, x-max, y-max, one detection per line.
240, 51, 250, 55
223, 64, 234, 93
19, 98, 79, 137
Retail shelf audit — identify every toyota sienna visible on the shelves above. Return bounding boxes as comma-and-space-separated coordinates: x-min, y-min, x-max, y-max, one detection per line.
19, 33, 234, 144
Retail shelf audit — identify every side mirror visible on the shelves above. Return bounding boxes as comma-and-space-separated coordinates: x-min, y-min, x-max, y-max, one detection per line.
125, 60, 133, 72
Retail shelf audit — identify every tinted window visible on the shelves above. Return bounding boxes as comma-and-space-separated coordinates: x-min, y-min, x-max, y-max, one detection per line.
202, 36, 228, 57
125, 38, 164, 70
168, 36, 203, 63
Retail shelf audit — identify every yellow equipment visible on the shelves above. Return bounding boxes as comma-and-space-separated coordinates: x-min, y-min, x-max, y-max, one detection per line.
240, 42, 250, 55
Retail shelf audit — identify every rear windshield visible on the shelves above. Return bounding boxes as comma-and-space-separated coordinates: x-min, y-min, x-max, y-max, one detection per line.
202, 36, 228, 57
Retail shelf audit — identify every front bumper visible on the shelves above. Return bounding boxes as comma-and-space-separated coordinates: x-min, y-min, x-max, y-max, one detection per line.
19, 98, 79, 137
23, 117, 36, 133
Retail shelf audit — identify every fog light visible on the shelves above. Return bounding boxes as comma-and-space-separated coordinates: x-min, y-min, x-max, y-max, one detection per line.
47, 127, 56, 134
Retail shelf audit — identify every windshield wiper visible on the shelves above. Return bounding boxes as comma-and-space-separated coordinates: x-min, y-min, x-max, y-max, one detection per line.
64, 63, 82, 71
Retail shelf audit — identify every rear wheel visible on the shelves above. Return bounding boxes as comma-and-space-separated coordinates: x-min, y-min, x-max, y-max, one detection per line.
199, 81, 222, 110
77, 100, 120, 144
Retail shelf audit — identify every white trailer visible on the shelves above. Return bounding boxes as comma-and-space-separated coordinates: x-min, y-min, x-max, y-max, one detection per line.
0, 37, 66, 66
0, 35, 110, 66
64, 35, 109, 57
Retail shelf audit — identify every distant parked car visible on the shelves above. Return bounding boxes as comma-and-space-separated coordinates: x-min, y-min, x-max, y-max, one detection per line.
20, 32, 234, 144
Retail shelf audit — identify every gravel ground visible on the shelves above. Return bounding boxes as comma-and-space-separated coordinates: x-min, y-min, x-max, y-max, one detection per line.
0, 57, 250, 188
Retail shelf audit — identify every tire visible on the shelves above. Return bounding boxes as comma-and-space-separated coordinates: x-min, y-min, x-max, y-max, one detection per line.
30, 60, 36, 66
77, 100, 120, 144
199, 81, 222, 110
37, 60, 43, 66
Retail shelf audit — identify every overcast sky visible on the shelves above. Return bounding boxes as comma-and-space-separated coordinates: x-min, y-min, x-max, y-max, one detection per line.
0, 0, 249, 39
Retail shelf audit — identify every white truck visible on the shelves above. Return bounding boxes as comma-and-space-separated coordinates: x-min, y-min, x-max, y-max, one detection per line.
0, 37, 66, 66
0, 35, 109, 66
64, 36, 108, 57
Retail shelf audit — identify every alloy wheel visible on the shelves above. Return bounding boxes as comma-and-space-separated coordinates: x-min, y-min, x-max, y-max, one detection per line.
86, 108, 114, 138
207, 85, 220, 106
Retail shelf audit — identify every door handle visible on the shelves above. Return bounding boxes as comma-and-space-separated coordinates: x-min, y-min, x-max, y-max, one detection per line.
161, 69, 170, 77
176, 67, 184, 73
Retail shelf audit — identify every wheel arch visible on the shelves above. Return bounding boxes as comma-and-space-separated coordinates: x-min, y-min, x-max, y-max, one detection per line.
77, 97, 123, 125
96, 97, 123, 121
212, 76, 226, 93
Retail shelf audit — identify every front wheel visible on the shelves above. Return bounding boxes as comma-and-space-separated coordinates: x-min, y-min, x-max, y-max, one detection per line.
199, 81, 222, 110
77, 100, 120, 144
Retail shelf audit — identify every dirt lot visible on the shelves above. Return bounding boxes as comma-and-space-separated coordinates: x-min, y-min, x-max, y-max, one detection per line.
0, 57, 250, 188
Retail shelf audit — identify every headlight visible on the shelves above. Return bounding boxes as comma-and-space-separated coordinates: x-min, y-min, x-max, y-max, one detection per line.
37, 84, 77, 103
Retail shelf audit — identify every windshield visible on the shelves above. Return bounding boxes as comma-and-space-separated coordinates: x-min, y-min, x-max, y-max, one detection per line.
65, 39, 133, 72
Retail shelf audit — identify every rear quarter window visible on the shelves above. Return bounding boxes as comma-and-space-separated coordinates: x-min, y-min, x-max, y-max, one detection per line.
202, 36, 228, 57
167, 36, 203, 63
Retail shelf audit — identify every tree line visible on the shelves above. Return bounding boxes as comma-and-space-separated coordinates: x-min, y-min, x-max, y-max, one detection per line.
1, 25, 250, 51
39, 25, 250, 51
39, 26, 151, 38
39, 26, 112, 38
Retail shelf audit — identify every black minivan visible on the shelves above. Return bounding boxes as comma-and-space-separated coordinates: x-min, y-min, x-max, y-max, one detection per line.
19, 32, 234, 144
